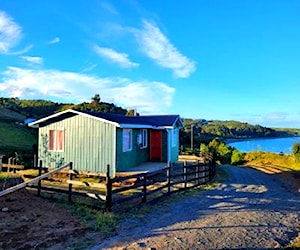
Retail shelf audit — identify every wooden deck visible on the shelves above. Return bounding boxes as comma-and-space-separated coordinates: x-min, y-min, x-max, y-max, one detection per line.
117, 162, 167, 175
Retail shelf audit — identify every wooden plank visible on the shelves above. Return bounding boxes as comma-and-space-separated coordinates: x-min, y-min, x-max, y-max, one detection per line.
66, 180, 106, 189
0, 162, 71, 197
2, 163, 24, 169
111, 181, 144, 194
85, 192, 106, 201
146, 183, 168, 196
27, 185, 106, 201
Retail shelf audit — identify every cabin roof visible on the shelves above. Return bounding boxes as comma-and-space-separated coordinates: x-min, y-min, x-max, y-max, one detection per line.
29, 109, 183, 129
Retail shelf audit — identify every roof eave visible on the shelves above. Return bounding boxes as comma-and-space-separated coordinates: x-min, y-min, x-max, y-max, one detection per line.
28, 109, 120, 128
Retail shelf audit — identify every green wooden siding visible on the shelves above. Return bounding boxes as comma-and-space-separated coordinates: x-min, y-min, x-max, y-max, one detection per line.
116, 128, 149, 171
162, 131, 168, 162
38, 114, 116, 176
170, 128, 179, 162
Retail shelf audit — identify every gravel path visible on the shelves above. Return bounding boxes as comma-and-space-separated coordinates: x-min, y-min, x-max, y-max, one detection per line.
92, 165, 300, 249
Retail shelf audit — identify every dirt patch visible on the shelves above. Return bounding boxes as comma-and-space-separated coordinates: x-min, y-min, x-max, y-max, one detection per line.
246, 164, 300, 194
92, 165, 300, 249
0, 189, 97, 250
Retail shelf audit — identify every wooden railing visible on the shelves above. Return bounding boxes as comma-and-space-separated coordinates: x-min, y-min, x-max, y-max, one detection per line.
104, 159, 216, 211
0, 157, 216, 212
0, 162, 72, 197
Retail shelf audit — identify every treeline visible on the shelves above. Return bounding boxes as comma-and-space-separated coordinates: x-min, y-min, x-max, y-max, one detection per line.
180, 119, 298, 150
0, 95, 127, 121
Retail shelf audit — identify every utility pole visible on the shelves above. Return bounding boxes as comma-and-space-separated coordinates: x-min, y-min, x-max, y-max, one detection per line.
191, 124, 194, 153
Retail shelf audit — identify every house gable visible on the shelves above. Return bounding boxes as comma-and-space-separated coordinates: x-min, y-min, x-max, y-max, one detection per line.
37, 113, 117, 176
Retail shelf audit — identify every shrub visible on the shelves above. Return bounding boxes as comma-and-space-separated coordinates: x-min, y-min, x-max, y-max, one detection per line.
231, 150, 245, 165
292, 142, 300, 163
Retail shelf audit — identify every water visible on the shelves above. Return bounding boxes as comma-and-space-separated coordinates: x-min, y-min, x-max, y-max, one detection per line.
228, 137, 300, 154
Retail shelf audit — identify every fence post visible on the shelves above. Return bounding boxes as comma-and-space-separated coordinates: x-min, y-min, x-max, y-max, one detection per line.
209, 162, 212, 181
68, 162, 73, 202
167, 162, 171, 196
184, 161, 187, 190
142, 173, 147, 202
196, 160, 200, 186
37, 160, 42, 197
105, 164, 112, 212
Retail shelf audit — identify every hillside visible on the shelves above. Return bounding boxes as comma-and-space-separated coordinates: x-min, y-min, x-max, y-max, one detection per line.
180, 119, 298, 148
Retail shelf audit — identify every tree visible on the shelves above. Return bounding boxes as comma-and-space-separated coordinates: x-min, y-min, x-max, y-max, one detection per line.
292, 142, 300, 162
91, 94, 101, 104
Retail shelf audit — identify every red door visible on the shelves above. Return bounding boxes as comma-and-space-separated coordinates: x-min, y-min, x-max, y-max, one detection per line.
150, 130, 162, 161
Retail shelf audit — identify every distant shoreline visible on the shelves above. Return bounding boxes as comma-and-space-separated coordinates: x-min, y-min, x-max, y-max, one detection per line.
225, 135, 299, 144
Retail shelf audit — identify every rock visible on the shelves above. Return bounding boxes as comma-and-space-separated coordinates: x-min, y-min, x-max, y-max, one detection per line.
137, 242, 147, 247
1, 207, 9, 212
5, 196, 17, 202
174, 237, 183, 243
19, 215, 29, 222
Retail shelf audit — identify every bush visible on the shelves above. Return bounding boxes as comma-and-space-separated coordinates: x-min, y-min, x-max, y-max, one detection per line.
231, 150, 245, 165
292, 142, 300, 163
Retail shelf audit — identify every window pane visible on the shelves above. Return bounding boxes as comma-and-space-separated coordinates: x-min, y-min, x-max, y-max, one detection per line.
49, 130, 55, 150
123, 129, 132, 152
48, 130, 64, 151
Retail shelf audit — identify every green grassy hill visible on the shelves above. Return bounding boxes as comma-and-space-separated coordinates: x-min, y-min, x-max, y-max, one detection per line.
0, 106, 37, 166
0, 107, 26, 122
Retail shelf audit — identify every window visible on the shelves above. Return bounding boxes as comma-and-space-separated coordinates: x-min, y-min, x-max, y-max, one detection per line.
49, 130, 64, 151
172, 129, 178, 147
123, 129, 132, 152
140, 129, 147, 149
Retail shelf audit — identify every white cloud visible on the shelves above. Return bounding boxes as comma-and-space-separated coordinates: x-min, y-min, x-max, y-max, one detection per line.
134, 20, 196, 78
81, 63, 97, 73
6, 44, 33, 56
101, 2, 119, 15
48, 37, 60, 44
94, 45, 139, 68
0, 11, 22, 54
0, 67, 175, 114
21, 56, 43, 65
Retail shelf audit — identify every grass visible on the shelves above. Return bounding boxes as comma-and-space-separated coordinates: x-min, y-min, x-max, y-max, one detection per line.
244, 151, 300, 172
0, 107, 26, 122
0, 172, 19, 180
0, 121, 37, 154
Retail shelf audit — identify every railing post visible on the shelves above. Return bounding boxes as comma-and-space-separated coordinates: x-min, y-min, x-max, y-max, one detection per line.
105, 164, 112, 212
196, 160, 200, 186
37, 160, 42, 197
167, 162, 171, 196
68, 162, 73, 202
209, 160, 213, 181
142, 173, 147, 202
184, 161, 187, 190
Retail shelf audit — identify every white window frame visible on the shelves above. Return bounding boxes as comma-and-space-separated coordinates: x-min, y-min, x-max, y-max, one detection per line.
140, 129, 147, 149
48, 129, 64, 152
123, 129, 132, 152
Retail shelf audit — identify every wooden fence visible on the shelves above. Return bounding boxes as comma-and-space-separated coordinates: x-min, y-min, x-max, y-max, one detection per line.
65, 158, 216, 211
0, 161, 72, 197
1, 157, 216, 212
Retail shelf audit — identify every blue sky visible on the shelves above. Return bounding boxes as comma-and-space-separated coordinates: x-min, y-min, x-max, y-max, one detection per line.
0, 0, 300, 128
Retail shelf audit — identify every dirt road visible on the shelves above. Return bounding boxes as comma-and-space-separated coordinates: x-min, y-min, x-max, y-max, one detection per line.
92, 165, 300, 249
